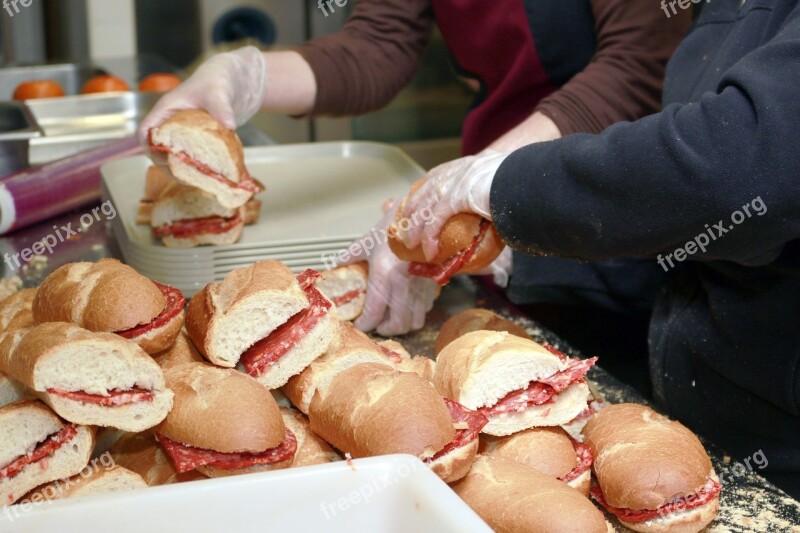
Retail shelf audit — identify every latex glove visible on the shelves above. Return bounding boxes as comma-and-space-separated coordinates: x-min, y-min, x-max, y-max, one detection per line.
138, 46, 268, 142
401, 151, 509, 261
473, 246, 513, 288
341, 201, 438, 337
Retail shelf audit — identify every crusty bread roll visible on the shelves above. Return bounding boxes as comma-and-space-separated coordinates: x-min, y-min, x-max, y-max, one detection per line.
582, 403, 720, 532
280, 407, 340, 467
149, 110, 257, 209
314, 262, 367, 322
452, 455, 613, 533
0, 400, 95, 505
23, 465, 147, 502
153, 330, 204, 370
143, 165, 173, 202
480, 427, 592, 496
434, 331, 593, 435
109, 432, 205, 486
283, 321, 394, 414
379, 339, 436, 382
435, 308, 531, 354
32, 259, 185, 354
186, 261, 307, 368
156, 363, 294, 478
0, 323, 173, 432
0, 288, 35, 331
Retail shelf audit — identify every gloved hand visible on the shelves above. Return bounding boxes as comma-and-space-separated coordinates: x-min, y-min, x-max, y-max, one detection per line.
340, 201, 438, 337
138, 46, 268, 142
400, 151, 509, 261
473, 246, 513, 288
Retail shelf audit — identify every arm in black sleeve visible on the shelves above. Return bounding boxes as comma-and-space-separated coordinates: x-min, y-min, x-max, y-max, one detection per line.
491, 10, 800, 267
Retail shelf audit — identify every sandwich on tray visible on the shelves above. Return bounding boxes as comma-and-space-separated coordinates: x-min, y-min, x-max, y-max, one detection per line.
0, 400, 95, 505
309, 363, 487, 483
155, 363, 296, 478
435, 308, 531, 354
23, 466, 147, 502
32, 259, 185, 354
0, 288, 35, 407
109, 432, 206, 486
314, 262, 368, 322
0, 322, 173, 432
280, 407, 341, 468
186, 261, 336, 389
434, 330, 597, 436
582, 403, 721, 532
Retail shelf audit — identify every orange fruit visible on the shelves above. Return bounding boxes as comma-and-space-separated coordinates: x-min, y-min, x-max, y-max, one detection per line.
82, 75, 130, 94
13, 80, 65, 100
138, 73, 182, 93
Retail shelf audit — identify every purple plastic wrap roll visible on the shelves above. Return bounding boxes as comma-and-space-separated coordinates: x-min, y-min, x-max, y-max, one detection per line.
0, 137, 143, 235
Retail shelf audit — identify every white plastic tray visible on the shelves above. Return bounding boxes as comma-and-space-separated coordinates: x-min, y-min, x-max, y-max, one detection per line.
4, 455, 490, 533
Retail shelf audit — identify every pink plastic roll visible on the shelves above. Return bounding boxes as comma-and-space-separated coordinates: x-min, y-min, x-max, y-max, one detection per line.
0, 137, 143, 235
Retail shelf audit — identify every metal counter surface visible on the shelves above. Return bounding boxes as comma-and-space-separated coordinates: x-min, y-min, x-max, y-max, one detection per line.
1, 212, 798, 532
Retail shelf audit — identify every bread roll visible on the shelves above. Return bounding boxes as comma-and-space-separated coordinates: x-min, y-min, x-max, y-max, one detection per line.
435, 308, 531, 354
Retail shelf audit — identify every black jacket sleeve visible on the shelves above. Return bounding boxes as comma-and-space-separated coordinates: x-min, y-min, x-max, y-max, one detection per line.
490, 7, 800, 267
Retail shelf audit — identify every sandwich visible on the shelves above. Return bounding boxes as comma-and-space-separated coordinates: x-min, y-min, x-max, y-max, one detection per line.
283, 321, 399, 414
186, 261, 336, 389
314, 262, 368, 321
109, 432, 205, 486
32, 259, 186, 354
379, 339, 436, 382
308, 363, 487, 483
0, 400, 95, 505
0, 289, 35, 407
280, 407, 341, 467
480, 427, 593, 496
23, 466, 147, 502
155, 363, 296, 477
435, 308, 531, 354
582, 403, 721, 532
452, 455, 613, 533
148, 110, 260, 209
0, 322, 174, 432
150, 182, 245, 248
153, 330, 205, 370
434, 331, 597, 436
388, 181, 504, 285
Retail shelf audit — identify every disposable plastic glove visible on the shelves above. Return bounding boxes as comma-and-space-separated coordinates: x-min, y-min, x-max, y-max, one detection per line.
400, 151, 509, 261
340, 201, 438, 337
138, 46, 268, 142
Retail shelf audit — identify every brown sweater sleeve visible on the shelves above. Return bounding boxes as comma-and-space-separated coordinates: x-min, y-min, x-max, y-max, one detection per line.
535, 0, 692, 136
296, 0, 434, 117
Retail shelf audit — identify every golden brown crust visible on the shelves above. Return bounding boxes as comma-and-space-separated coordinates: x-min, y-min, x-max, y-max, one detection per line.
109, 432, 205, 486
435, 309, 531, 354
32, 259, 165, 333
582, 403, 714, 511
153, 330, 204, 370
144, 165, 174, 202
0, 288, 35, 332
158, 363, 285, 453
309, 363, 454, 459
480, 427, 577, 480
280, 407, 340, 467
126, 308, 185, 355
452, 455, 609, 533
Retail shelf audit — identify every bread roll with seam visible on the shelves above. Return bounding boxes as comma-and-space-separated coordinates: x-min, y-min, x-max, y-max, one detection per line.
434, 331, 596, 436
153, 330, 204, 370
379, 339, 436, 382
32, 259, 185, 354
314, 262, 368, 321
109, 432, 205, 486
309, 363, 486, 483
280, 407, 340, 467
23, 466, 147, 502
582, 403, 720, 532
0, 322, 173, 432
0, 400, 95, 505
283, 321, 397, 414
452, 455, 613, 533
0, 289, 35, 407
435, 308, 531, 354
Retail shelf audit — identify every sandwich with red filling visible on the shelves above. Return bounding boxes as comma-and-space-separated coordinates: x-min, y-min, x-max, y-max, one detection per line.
148, 110, 260, 209
280, 407, 341, 468
435, 308, 531, 355
314, 262, 368, 322
480, 426, 593, 496
150, 182, 245, 248
0, 322, 173, 432
388, 181, 504, 286
0, 400, 95, 505
186, 261, 336, 389
32, 259, 185, 354
582, 403, 721, 532
434, 331, 596, 436
309, 363, 487, 483
109, 432, 206, 486
155, 363, 296, 478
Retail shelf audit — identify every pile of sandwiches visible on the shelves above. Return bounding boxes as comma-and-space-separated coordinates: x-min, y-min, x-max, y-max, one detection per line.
136, 110, 263, 248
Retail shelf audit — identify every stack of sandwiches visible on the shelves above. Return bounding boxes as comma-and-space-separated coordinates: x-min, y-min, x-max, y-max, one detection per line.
138, 110, 263, 248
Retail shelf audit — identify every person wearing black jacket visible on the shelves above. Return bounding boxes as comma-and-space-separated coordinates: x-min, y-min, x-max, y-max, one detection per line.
399, 0, 800, 497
